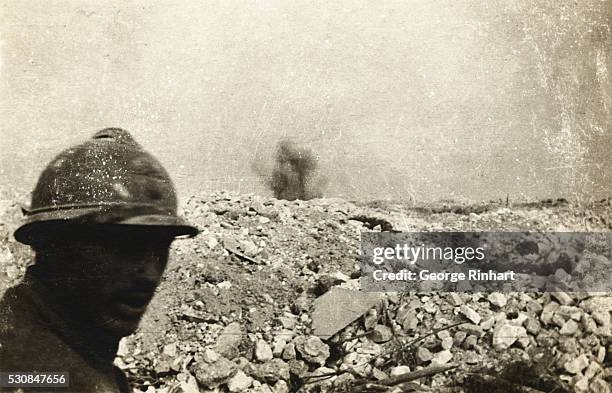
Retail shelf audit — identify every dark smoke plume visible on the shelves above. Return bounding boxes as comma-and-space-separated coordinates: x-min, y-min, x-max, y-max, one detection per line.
258, 139, 325, 200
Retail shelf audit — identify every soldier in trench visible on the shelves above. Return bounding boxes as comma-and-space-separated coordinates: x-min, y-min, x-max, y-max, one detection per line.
0, 128, 198, 392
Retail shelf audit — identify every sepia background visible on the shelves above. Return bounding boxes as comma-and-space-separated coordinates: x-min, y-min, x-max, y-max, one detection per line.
1, 0, 610, 203
1, 4, 611, 392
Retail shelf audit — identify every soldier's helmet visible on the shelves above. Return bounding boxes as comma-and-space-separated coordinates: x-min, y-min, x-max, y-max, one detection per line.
14, 128, 199, 244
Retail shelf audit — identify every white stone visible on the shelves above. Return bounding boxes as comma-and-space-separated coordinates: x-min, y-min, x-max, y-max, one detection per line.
255, 340, 273, 362
480, 317, 495, 331
492, 324, 527, 350
460, 305, 481, 325
272, 339, 286, 357
574, 377, 590, 392
202, 349, 220, 363
431, 350, 453, 365
273, 380, 289, 393
117, 338, 130, 357
487, 293, 507, 307
163, 342, 177, 357
441, 337, 454, 350
227, 370, 252, 392
416, 347, 433, 362
564, 354, 589, 374
447, 293, 464, 306
551, 291, 573, 306
560, 320, 579, 335
390, 366, 411, 377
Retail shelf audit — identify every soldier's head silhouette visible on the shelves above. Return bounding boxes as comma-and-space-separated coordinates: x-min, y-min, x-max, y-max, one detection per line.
1, 128, 198, 392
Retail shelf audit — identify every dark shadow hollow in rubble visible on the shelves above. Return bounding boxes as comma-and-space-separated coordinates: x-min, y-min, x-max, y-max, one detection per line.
462, 356, 572, 393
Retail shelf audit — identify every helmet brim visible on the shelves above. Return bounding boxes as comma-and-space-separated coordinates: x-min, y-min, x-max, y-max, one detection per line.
14, 214, 199, 245
116, 214, 200, 237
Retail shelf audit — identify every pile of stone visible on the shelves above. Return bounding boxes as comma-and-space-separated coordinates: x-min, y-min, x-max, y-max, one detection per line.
1, 190, 610, 392
112, 193, 611, 393
121, 287, 610, 393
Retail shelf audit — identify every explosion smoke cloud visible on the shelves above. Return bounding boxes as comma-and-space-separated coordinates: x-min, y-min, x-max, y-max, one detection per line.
260, 139, 325, 201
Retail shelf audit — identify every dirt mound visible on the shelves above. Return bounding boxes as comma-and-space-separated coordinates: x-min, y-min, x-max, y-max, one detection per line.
1, 192, 610, 392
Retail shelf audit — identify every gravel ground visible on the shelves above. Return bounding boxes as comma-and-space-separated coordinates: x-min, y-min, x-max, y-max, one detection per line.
1, 192, 610, 392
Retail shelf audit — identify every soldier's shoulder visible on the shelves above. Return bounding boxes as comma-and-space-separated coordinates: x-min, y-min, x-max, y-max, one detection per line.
0, 285, 36, 341
0, 313, 77, 372
0, 288, 82, 372
0, 287, 126, 393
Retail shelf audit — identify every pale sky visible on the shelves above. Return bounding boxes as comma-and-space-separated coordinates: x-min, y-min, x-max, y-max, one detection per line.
1, 1, 610, 202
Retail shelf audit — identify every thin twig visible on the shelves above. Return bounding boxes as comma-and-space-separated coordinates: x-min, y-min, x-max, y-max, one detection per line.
404, 321, 466, 347
226, 247, 259, 264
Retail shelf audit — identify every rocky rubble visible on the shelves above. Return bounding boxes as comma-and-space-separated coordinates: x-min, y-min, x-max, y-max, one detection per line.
1, 191, 611, 392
